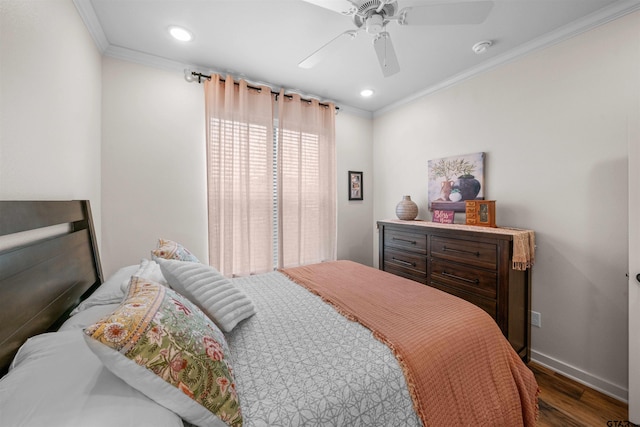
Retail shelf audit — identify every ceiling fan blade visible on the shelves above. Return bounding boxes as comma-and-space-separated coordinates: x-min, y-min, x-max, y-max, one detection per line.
373, 32, 400, 77
299, 30, 359, 69
375, 0, 394, 13
300, 0, 357, 16
400, 1, 494, 26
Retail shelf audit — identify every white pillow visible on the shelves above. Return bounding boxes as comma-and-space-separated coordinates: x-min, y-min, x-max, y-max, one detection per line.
59, 304, 120, 331
120, 259, 168, 293
156, 258, 256, 332
0, 330, 183, 427
70, 265, 138, 315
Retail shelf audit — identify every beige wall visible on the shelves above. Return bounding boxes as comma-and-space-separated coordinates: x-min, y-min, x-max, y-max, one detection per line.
337, 112, 374, 266
4, 0, 638, 404
0, 0, 102, 239
101, 57, 374, 277
373, 11, 640, 399
101, 58, 208, 276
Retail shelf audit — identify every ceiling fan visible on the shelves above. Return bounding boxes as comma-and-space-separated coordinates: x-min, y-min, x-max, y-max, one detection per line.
299, 0, 494, 77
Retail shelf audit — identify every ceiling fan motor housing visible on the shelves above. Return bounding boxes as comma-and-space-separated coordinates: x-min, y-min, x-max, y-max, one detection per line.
366, 14, 384, 34
353, 0, 398, 31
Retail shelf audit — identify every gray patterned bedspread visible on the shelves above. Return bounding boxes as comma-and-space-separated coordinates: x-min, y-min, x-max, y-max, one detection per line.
224, 271, 422, 427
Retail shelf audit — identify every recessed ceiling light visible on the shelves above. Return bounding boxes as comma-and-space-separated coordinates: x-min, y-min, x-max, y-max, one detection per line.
360, 89, 374, 98
169, 26, 193, 42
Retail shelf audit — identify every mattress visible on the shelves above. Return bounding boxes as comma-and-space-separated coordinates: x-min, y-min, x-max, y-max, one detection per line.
1, 259, 537, 426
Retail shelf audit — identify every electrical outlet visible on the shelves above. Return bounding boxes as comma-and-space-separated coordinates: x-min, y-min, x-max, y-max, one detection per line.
531, 311, 541, 328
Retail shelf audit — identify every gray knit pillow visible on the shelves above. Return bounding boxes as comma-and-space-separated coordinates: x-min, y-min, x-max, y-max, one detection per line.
156, 258, 256, 332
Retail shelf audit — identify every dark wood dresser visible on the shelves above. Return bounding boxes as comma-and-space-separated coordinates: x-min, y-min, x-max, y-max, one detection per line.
377, 219, 532, 361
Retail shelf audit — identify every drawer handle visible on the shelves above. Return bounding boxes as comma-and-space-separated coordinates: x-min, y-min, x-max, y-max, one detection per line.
393, 237, 417, 245
392, 257, 416, 267
442, 246, 480, 257
442, 271, 480, 285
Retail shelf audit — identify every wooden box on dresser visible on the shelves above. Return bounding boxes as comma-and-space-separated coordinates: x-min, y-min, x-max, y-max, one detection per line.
377, 219, 531, 362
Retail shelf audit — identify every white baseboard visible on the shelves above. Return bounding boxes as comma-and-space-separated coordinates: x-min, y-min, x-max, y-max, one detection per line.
531, 350, 628, 403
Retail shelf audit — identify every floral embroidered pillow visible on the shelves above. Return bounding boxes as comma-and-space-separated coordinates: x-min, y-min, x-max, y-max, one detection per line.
83, 277, 241, 427
151, 238, 200, 263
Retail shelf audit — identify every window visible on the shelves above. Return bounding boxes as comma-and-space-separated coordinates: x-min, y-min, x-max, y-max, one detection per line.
205, 76, 336, 276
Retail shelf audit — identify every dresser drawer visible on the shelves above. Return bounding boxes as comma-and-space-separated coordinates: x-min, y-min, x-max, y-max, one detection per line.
384, 228, 427, 254
383, 247, 427, 283
430, 236, 497, 270
429, 282, 497, 320
378, 220, 532, 362
429, 259, 497, 299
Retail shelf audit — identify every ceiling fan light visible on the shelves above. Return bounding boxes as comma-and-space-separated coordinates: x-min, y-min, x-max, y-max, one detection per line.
360, 89, 374, 97
472, 40, 492, 54
365, 14, 384, 34
169, 26, 193, 42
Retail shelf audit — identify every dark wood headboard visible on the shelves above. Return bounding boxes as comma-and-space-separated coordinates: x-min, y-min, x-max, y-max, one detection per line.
0, 200, 103, 374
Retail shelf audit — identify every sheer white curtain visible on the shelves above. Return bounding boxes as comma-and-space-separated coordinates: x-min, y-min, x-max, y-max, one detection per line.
204, 75, 275, 276
205, 76, 336, 276
277, 93, 337, 268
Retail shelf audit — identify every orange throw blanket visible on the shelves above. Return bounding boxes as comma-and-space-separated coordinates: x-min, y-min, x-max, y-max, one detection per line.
281, 260, 539, 426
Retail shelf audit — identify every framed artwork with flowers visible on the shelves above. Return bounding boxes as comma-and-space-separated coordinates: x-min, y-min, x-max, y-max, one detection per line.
428, 152, 485, 213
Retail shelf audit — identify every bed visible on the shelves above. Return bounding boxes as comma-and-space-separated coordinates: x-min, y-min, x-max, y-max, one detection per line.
0, 200, 539, 426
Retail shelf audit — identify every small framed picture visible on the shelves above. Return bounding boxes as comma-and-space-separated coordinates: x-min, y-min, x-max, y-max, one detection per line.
348, 171, 363, 201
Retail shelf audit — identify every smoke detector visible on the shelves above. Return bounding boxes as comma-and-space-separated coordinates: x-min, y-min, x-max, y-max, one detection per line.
472, 40, 492, 54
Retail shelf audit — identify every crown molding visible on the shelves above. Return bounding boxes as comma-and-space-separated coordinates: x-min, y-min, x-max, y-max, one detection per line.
336, 105, 373, 119
103, 45, 188, 73
373, 0, 640, 117
102, 44, 371, 116
73, 0, 639, 118
73, 0, 109, 52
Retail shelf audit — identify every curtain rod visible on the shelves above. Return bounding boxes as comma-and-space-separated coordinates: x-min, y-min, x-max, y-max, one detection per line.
186, 71, 339, 111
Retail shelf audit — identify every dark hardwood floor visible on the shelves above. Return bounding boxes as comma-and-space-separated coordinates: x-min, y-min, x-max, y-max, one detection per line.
530, 362, 634, 426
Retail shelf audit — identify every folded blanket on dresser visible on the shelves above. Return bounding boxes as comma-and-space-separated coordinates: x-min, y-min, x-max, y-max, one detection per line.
282, 260, 539, 426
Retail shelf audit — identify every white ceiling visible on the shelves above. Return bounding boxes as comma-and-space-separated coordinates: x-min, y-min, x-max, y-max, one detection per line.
75, 0, 640, 114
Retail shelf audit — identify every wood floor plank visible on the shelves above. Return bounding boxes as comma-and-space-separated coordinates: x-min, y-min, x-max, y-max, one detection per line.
580, 388, 628, 423
537, 398, 585, 427
529, 361, 635, 427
